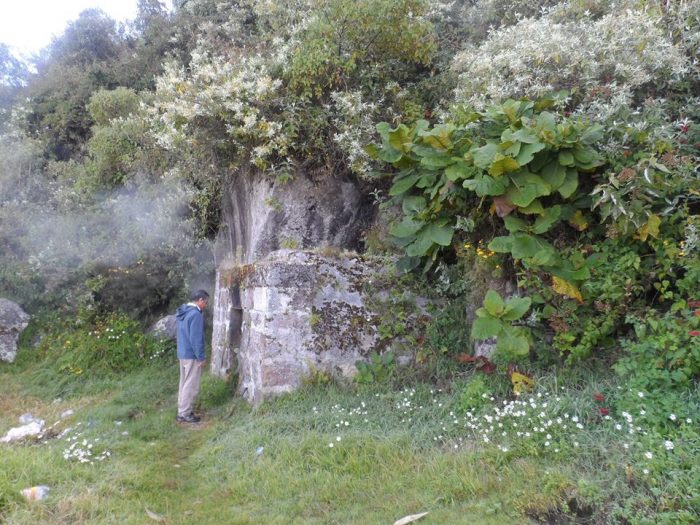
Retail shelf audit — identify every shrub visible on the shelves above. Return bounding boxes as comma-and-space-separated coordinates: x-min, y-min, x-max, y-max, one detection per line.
87, 87, 141, 126
37, 312, 174, 377
452, 5, 688, 116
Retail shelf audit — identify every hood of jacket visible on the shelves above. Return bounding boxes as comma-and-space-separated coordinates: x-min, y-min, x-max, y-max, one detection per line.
176, 303, 199, 320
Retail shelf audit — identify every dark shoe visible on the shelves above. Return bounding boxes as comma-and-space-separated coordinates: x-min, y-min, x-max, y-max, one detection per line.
176, 413, 201, 423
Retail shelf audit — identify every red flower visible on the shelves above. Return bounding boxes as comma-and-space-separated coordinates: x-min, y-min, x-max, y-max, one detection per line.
594, 393, 605, 402
688, 300, 700, 308
690, 330, 700, 337
694, 310, 700, 317
599, 408, 610, 416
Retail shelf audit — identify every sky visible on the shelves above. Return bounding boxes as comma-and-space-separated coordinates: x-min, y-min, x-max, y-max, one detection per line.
0, 0, 168, 57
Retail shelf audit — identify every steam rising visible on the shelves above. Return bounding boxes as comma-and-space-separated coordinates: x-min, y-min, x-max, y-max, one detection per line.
0, 133, 201, 296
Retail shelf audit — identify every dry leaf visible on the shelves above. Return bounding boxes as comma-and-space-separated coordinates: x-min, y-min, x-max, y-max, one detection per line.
552, 276, 583, 303
394, 511, 429, 525
511, 371, 535, 394
493, 196, 516, 217
635, 214, 661, 242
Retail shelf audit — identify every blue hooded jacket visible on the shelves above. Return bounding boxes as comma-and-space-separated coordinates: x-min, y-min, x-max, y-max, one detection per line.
176, 303, 206, 361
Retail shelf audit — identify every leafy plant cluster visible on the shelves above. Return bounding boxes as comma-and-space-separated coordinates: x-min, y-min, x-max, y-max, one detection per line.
35, 312, 174, 380
373, 88, 698, 370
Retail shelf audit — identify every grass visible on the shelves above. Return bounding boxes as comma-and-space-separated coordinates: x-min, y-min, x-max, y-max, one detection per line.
1, 345, 699, 524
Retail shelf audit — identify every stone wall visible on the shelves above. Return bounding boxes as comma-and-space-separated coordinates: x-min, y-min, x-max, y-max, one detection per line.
231, 250, 398, 405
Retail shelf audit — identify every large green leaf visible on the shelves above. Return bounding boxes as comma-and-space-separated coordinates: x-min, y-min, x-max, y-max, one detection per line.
402, 196, 426, 215
483, 289, 505, 316
573, 146, 598, 166
396, 256, 421, 273
472, 142, 499, 169
426, 223, 454, 246
463, 174, 507, 196
532, 205, 562, 234
496, 328, 530, 357
558, 169, 579, 198
378, 146, 403, 163
540, 161, 566, 190
502, 127, 539, 144
416, 173, 438, 189
364, 143, 380, 160
389, 218, 423, 238
580, 124, 604, 144
558, 150, 575, 167
547, 262, 591, 282
389, 174, 420, 196
536, 112, 556, 135
420, 152, 454, 169
488, 236, 513, 253
405, 232, 434, 257
471, 317, 502, 340
511, 233, 557, 266
418, 123, 455, 150
501, 297, 532, 321
516, 142, 546, 165
518, 199, 545, 215
502, 139, 521, 158
503, 215, 527, 233
505, 183, 538, 208
445, 161, 475, 181
489, 155, 520, 176
506, 173, 551, 207
388, 124, 413, 153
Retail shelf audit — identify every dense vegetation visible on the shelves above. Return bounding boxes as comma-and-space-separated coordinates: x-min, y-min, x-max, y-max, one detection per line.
1, 0, 699, 523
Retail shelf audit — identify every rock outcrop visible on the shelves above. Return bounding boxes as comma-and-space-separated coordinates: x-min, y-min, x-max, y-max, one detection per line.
217, 163, 373, 264
211, 164, 374, 381
0, 298, 30, 363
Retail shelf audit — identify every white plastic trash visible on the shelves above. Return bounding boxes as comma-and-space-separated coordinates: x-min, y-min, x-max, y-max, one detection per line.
0, 421, 44, 443
21, 486, 50, 501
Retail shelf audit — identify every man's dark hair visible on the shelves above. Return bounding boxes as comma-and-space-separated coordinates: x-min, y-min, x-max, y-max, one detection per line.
191, 289, 210, 301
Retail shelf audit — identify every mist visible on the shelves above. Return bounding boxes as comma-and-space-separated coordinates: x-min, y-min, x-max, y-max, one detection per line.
0, 133, 207, 310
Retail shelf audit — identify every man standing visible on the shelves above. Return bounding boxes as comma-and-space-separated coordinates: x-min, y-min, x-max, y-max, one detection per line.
175, 289, 209, 423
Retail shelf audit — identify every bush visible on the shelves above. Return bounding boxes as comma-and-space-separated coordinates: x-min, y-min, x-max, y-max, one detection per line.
35, 312, 174, 378
87, 87, 141, 126
453, 4, 688, 115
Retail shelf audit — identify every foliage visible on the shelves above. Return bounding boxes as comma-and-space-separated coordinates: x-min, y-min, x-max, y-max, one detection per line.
87, 88, 141, 126
287, 0, 436, 97
614, 302, 700, 408
452, 3, 688, 116
472, 290, 532, 362
455, 374, 494, 412
371, 97, 603, 286
354, 350, 395, 385
34, 312, 173, 379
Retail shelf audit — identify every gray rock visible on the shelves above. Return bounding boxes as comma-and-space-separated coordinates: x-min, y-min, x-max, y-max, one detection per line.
212, 250, 426, 405
0, 298, 30, 363
216, 163, 373, 265
146, 315, 177, 340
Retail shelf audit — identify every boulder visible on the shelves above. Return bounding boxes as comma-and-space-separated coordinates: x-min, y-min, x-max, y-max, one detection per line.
146, 314, 177, 341
0, 298, 30, 363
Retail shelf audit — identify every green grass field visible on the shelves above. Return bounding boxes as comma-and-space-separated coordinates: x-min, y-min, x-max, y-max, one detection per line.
1, 350, 698, 524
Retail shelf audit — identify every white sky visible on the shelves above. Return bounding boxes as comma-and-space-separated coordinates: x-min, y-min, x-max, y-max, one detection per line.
0, 0, 171, 57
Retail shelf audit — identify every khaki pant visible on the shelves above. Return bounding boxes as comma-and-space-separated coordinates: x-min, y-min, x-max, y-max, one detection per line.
178, 359, 203, 417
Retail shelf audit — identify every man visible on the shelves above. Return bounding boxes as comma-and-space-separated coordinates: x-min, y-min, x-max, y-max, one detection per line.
175, 289, 209, 423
